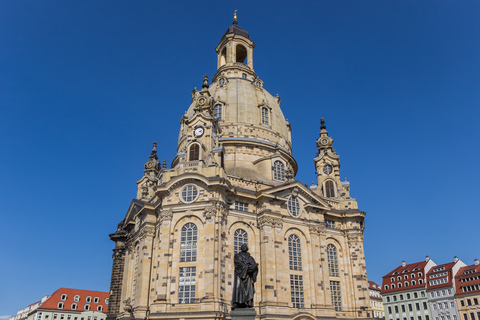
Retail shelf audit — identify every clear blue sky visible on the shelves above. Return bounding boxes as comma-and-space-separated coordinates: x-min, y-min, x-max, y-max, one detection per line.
1, 0, 479, 315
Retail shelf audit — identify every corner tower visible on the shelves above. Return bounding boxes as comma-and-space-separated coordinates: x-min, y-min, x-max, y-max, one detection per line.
108, 16, 372, 320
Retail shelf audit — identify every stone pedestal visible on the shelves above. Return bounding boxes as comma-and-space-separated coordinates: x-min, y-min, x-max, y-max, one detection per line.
230, 308, 256, 320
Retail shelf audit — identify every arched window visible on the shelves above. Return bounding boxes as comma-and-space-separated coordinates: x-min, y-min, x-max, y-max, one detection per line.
214, 104, 223, 120
398, 283, 402, 288
273, 160, 285, 181
288, 234, 302, 271
405, 281, 409, 287
412, 280, 416, 285
180, 223, 197, 262
411, 273, 416, 278
234, 229, 248, 254
261, 107, 269, 125
236, 45, 247, 63
418, 279, 423, 284
327, 244, 339, 276
220, 48, 226, 66
325, 180, 335, 197
189, 144, 200, 161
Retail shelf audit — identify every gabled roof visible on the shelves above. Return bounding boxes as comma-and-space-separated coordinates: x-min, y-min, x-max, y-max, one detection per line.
426, 262, 455, 290
455, 263, 480, 296
381, 260, 431, 294
257, 180, 332, 210
38, 288, 108, 313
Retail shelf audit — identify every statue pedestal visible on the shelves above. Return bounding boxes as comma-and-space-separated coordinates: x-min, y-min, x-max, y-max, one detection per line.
230, 308, 256, 320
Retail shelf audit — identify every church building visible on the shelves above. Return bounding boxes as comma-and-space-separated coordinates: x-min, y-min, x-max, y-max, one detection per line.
107, 16, 372, 320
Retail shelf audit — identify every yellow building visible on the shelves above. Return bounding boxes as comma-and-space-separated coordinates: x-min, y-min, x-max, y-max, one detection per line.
455, 260, 480, 320
368, 281, 384, 319
107, 17, 372, 320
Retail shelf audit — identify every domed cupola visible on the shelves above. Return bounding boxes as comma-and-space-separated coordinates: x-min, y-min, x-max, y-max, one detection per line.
179, 13, 297, 185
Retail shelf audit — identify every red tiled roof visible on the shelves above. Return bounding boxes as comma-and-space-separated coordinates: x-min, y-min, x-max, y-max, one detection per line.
455, 264, 480, 296
426, 262, 455, 290
369, 280, 381, 290
381, 261, 428, 294
38, 288, 109, 313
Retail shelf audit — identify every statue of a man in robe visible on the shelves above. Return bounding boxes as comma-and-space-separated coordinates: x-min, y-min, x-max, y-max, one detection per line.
232, 243, 258, 309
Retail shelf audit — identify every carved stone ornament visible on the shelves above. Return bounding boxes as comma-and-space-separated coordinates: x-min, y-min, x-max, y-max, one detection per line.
258, 216, 283, 232
203, 206, 216, 222
160, 209, 173, 227
219, 205, 228, 225
309, 223, 326, 236
123, 297, 133, 313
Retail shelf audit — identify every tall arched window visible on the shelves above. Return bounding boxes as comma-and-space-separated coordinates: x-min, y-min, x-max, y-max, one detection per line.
261, 107, 269, 125
189, 144, 200, 161
288, 234, 302, 271
234, 229, 248, 254
214, 104, 223, 120
325, 180, 335, 198
273, 160, 285, 181
327, 244, 339, 276
180, 223, 197, 262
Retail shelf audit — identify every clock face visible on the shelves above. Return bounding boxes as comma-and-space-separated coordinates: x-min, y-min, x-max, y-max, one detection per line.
323, 165, 333, 174
194, 127, 204, 137
321, 138, 329, 145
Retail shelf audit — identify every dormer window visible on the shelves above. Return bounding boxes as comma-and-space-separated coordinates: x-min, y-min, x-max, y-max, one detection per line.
60, 294, 67, 301
261, 107, 269, 125
214, 104, 223, 120
71, 304, 77, 310
85, 304, 90, 311
273, 160, 285, 181
74, 295, 79, 302
93, 297, 99, 304
97, 305, 102, 311
105, 298, 109, 305
58, 302, 64, 309
86, 296, 92, 303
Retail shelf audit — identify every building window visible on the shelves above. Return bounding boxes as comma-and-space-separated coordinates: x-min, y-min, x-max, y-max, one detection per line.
58, 303, 63, 309
67, 316, 71, 320
388, 307, 392, 314
86, 296, 92, 303
71, 304, 77, 310
234, 201, 248, 211
53, 315, 58, 320
242, 73, 247, 79
261, 107, 269, 125
470, 314, 476, 320
214, 104, 223, 120
180, 223, 197, 262
93, 297, 99, 304
416, 303, 420, 311
287, 196, 300, 217
461, 300, 466, 307
325, 180, 335, 197
60, 316, 64, 320
474, 298, 479, 305
387, 296, 391, 302
181, 185, 198, 203
392, 284, 396, 289
97, 306, 102, 311
409, 304, 413, 311
325, 219, 335, 228
188, 144, 200, 161
327, 244, 339, 277
290, 274, 304, 308
37, 313, 43, 320
85, 305, 90, 310
234, 229, 248, 254
74, 295, 79, 302
405, 281, 409, 287
423, 302, 428, 310
400, 294, 404, 300
179, 266, 196, 304
407, 293, 411, 299
402, 305, 406, 312
330, 281, 342, 311
468, 299, 473, 306
421, 291, 425, 297
105, 298, 109, 305
288, 234, 302, 271
385, 285, 389, 290
412, 280, 416, 285
61, 294, 67, 301
395, 306, 399, 313
273, 160, 285, 181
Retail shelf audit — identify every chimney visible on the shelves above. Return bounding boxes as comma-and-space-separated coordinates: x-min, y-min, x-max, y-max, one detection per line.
402, 261, 406, 267
475, 259, 479, 266
454, 256, 459, 262
426, 256, 430, 262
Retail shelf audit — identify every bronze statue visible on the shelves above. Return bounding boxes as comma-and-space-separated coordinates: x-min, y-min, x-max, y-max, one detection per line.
232, 244, 258, 309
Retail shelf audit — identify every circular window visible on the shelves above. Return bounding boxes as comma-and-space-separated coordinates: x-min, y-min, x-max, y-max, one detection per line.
287, 196, 301, 217
181, 185, 199, 203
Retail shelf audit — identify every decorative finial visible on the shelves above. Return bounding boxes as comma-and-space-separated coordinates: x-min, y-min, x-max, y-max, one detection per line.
233, 10, 238, 25
202, 74, 209, 89
162, 159, 167, 169
149, 141, 158, 160
320, 118, 326, 130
